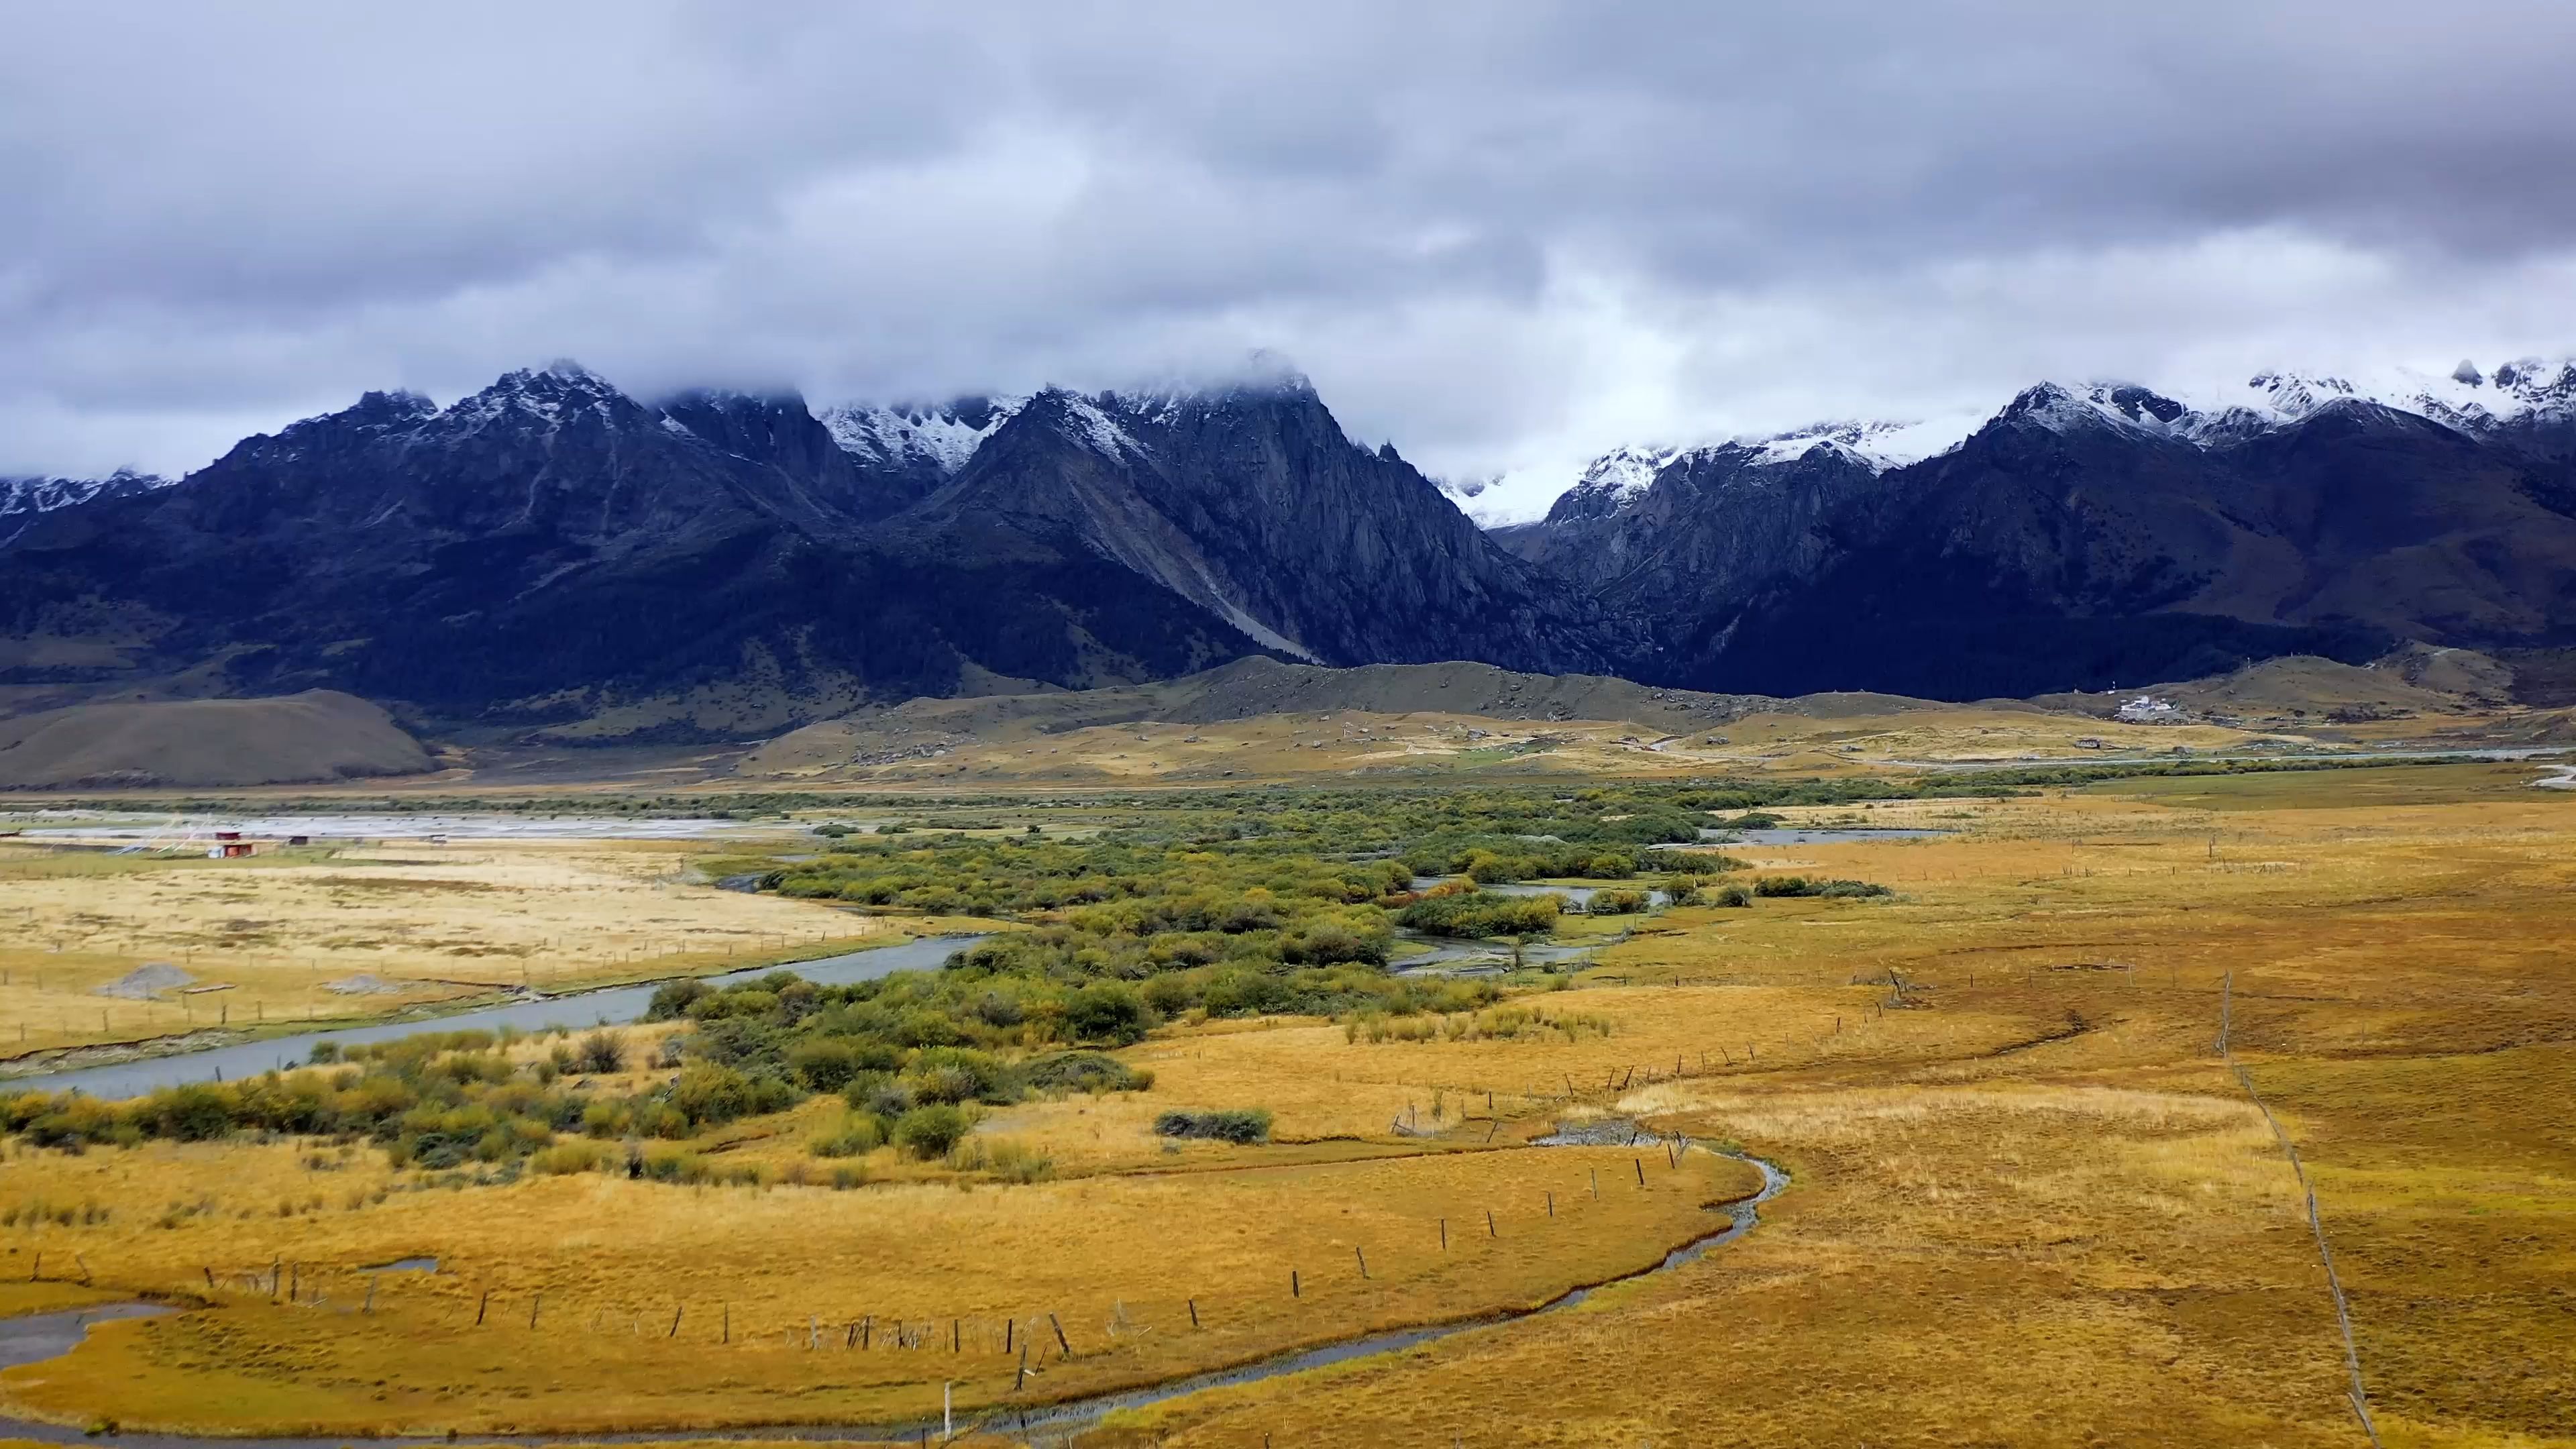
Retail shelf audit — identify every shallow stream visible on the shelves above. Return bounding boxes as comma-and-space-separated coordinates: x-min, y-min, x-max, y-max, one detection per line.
3, 936, 990, 1099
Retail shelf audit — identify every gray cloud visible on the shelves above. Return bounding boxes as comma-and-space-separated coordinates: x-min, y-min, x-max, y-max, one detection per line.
6, 0, 2575, 515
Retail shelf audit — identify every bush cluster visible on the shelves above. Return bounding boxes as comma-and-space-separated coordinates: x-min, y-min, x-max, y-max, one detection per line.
1752, 875, 1894, 900
1395, 889, 1562, 938
1153, 1109, 1273, 1144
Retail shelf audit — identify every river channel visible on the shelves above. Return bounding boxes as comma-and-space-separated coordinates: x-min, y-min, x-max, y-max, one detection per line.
4, 936, 991, 1099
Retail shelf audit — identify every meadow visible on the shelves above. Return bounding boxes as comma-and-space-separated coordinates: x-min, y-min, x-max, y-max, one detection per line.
0, 758, 2569, 1446
0, 838, 990, 1063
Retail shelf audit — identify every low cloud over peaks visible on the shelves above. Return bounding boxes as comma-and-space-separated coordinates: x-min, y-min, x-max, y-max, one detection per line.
7, 1, 2576, 496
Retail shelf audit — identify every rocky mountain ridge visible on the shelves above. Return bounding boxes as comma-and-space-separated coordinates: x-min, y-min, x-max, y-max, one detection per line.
9, 356, 2576, 731
1495, 361, 2576, 697
0, 363, 1599, 739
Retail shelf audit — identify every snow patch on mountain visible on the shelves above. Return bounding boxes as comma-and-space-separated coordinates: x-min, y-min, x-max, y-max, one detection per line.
2190, 359, 2576, 433
0, 468, 172, 517
1580, 444, 1686, 499
1042, 390, 1147, 460
1999, 362, 2576, 448
820, 397, 1022, 476
1748, 415, 1984, 470
439, 362, 632, 436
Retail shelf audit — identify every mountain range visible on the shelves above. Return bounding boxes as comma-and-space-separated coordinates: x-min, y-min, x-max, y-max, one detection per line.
4, 356, 2572, 740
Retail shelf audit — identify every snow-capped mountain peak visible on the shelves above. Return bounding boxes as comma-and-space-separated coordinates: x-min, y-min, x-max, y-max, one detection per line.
0, 466, 174, 519
2192, 360, 2576, 435
1043, 389, 1148, 460
1742, 417, 1976, 470
818, 396, 1023, 477
438, 360, 641, 435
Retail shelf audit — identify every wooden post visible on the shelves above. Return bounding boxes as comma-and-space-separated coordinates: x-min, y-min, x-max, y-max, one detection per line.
1002, 1317, 1012, 1353
722, 1301, 730, 1344
1439, 1218, 1447, 1250
530, 1292, 541, 1330
476, 1291, 490, 1326
1014, 1341, 1028, 1391
1187, 1298, 1199, 1329
74, 1253, 91, 1285
1049, 1311, 1071, 1357
669, 1305, 684, 1338
1355, 1246, 1369, 1279
861, 1314, 872, 1348
203, 1267, 215, 1291
1486, 1209, 1497, 1238
1591, 1169, 1599, 1199
1291, 1269, 1301, 1299
953, 1318, 961, 1352
1634, 1157, 1646, 1186
1546, 1191, 1554, 1217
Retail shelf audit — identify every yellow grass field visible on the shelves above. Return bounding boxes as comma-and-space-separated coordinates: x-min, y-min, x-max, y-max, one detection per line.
3, 763, 2573, 1446
0, 841, 1006, 1063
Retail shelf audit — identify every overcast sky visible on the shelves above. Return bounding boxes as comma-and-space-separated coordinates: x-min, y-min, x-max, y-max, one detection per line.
7, 1, 2575, 519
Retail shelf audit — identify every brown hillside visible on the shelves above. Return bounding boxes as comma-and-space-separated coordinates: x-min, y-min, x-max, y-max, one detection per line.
0, 690, 433, 789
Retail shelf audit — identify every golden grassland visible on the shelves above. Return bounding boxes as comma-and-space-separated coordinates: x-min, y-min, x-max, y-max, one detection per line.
0, 841, 1013, 1063
0, 1128, 1758, 1435
741, 702, 2320, 785
1, 763, 2572, 1445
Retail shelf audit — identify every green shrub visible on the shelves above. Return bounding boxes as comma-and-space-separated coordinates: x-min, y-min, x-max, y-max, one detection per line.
1020, 1051, 1152, 1095
786, 1038, 867, 1091
1065, 982, 1151, 1044
808, 1112, 888, 1159
639, 1145, 706, 1183
1397, 891, 1561, 939
577, 1030, 627, 1074
892, 1103, 975, 1159
531, 1140, 610, 1175
1587, 888, 1650, 915
1153, 1108, 1273, 1144
1713, 883, 1753, 908
1753, 875, 1891, 900
902, 1046, 1012, 1104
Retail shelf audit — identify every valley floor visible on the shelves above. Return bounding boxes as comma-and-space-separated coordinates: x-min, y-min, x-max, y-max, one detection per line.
1, 763, 2570, 1446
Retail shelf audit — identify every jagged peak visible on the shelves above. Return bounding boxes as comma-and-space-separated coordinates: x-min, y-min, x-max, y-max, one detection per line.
435, 361, 646, 434
817, 396, 1023, 476
0, 468, 174, 517
1024, 388, 1148, 460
